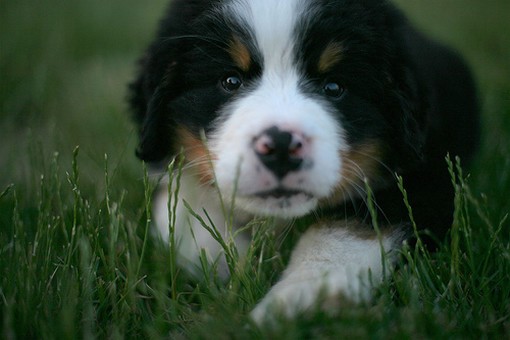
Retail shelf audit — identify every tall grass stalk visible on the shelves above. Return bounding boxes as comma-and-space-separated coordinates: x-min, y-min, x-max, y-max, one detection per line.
1, 0, 509, 337
1, 150, 509, 338
166, 155, 184, 301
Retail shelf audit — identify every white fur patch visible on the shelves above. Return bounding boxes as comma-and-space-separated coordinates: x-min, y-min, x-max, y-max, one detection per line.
213, 0, 347, 217
251, 223, 404, 323
225, 0, 306, 69
153, 173, 251, 277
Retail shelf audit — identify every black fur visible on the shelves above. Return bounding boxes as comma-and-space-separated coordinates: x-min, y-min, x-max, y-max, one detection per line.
129, 0, 479, 243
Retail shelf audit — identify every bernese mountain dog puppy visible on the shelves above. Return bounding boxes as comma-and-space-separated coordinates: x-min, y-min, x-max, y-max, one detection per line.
129, 0, 479, 323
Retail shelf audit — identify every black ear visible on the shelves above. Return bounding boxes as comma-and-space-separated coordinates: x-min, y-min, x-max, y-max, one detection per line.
128, 56, 178, 163
398, 92, 426, 162
135, 83, 174, 163
128, 0, 217, 163
393, 68, 427, 163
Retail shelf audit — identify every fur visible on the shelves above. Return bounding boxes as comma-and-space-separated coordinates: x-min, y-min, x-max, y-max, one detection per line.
129, 0, 479, 323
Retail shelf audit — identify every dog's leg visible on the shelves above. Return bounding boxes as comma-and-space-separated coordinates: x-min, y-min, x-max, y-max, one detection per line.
153, 172, 250, 278
251, 221, 405, 324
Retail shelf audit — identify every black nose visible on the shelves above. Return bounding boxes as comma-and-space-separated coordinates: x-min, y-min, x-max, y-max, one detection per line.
253, 126, 304, 179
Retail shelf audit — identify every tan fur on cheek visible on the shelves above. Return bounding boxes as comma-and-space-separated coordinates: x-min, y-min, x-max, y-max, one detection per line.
176, 127, 216, 186
321, 141, 384, 207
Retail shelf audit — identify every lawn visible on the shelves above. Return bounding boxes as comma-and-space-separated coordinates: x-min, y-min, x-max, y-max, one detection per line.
1, 0, 509, 338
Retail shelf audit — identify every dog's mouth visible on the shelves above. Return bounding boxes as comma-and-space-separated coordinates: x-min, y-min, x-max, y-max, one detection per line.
236, 187, 319, 217
251, 188, 314, 200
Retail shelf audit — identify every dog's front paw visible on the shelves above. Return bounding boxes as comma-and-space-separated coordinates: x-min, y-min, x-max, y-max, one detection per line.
250, 279, 324, 325
250, 224, 402, 325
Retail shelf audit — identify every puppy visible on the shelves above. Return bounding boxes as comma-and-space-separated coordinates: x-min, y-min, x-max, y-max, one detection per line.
129, 0, 479, 323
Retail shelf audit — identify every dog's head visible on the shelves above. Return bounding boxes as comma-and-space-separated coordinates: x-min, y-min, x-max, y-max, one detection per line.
130, 0, 426, 218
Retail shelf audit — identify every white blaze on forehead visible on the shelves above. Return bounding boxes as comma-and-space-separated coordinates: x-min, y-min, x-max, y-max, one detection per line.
223, 0, 315, 117
225, 0, 309, 73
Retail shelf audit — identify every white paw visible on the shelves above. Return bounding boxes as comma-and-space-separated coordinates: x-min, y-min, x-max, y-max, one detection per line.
250, 278, 326, 325
249, 224, 397, 325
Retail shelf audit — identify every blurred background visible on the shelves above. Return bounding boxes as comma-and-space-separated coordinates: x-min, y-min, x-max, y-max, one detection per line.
1, 0, 509, 216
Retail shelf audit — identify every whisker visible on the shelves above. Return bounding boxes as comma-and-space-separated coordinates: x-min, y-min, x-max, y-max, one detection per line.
277, 220, 295, 250
341, 162, 391, 225
349, 148, 395, 178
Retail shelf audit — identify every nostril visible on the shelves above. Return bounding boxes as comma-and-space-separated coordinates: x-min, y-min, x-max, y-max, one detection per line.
289, 139, 303, 156
254, 134, 275, 155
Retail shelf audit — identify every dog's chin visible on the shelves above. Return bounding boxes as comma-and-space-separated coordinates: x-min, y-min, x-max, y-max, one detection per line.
235, 191, 318, 218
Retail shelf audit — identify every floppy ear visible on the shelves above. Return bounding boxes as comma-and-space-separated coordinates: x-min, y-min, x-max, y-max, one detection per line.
129, 58, 178, 163
135, 84, 175, 163
393, 68, 427, 163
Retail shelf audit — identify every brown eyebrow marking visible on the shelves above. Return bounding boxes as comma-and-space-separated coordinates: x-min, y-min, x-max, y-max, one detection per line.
228, 36, 252, 72
318, 42, 344, 73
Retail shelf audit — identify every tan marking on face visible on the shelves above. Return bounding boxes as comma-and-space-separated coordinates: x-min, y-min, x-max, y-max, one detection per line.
318, 42, 344, 73
320, 141, 384, 207
177, 127, 216, 185
228, 36, 251, 72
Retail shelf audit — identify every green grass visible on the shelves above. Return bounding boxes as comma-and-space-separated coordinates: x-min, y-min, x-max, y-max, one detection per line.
1, 0, 509, 338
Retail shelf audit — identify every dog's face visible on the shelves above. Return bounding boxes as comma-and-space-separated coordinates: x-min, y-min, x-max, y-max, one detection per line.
132, 0, 425, 218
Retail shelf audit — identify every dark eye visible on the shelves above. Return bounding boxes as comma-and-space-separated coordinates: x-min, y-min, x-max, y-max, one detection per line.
323, 82, 345, 98
221, 74, 243, 92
